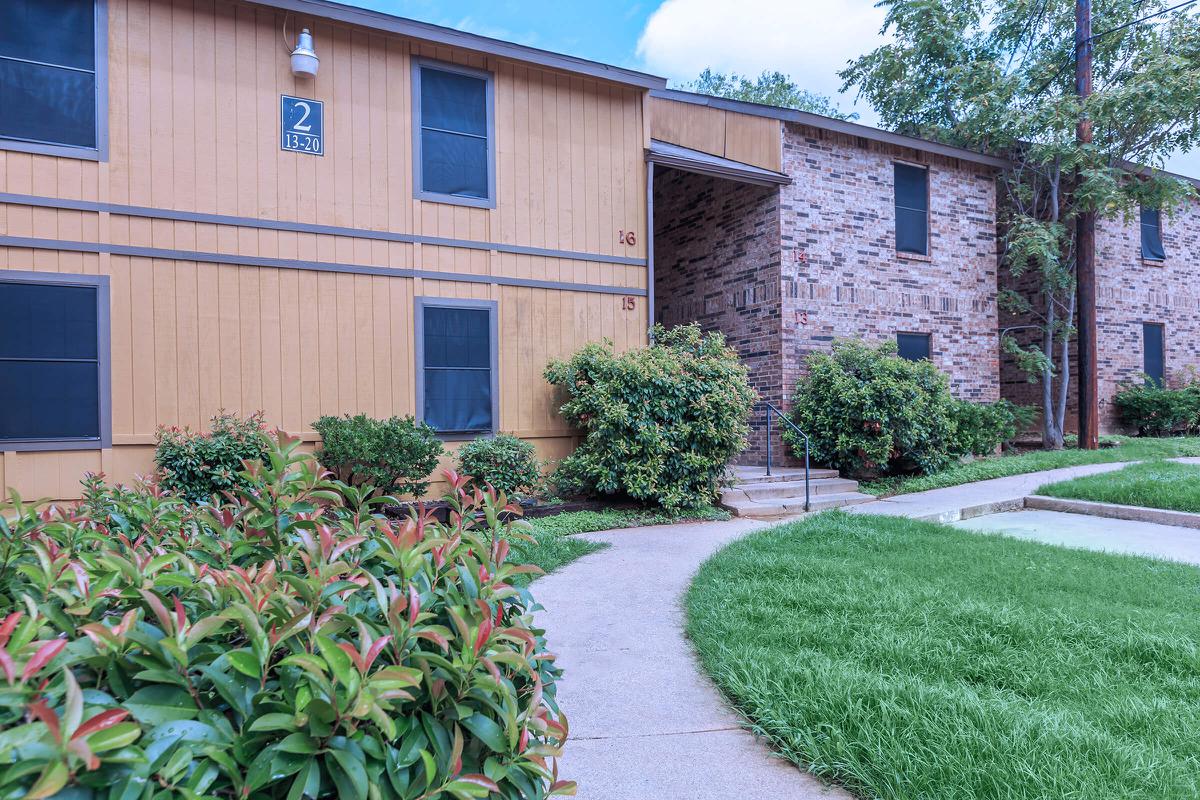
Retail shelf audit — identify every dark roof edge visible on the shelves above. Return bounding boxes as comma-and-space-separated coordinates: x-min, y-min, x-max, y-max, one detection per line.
246, 0, 667, 89
651, 88, 1011, 169
647, 140, 792, 187
1120, 159, 1200, 190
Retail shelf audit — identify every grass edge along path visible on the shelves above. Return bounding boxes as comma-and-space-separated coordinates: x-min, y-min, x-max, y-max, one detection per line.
510, 505, 730, 584
860, 435, 1200, 497
686, 511, 1200, 800
1037, 459, 1200, 513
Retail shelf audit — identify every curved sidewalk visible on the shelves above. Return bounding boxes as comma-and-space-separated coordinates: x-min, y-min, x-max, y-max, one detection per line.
534, 457, 1200, 799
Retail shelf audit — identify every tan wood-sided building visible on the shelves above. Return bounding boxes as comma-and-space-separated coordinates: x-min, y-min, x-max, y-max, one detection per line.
0, 0, 663, 501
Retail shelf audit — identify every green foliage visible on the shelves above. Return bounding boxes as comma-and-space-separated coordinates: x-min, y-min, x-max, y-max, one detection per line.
688, 511, 1200, 800
1114, 381, 1200, 436
544, 324, 757, 511
1038, 459, 1200, 512
528, 506, 730, 538
680, 68, 856, 119
313, 414, 443, 498
841, 0, 1200, 446
456, 435, 542, 498
0, 434, 573, 800
861, 435, 1200, 497
155, 411, 270, 501
789, 340, 960, 475
949, 398, 1035, 456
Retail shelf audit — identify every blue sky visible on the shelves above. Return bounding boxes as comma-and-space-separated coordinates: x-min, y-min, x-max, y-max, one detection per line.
352, 0, 1200, 176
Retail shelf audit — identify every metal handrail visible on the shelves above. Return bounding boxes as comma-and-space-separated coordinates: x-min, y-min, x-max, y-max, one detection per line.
763, 402, 810, 512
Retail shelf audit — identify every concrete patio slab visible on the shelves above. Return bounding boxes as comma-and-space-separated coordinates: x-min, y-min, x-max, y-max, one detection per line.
950, 508, 1200, 565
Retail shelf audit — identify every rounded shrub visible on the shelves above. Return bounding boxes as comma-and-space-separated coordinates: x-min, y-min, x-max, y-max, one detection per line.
949, 398, 1035, 456
313, 414, 444, 498
155, 410, 270, 501
457, 434, 542, 498
1114, 382, 1200, 436
0, 433, 572, 799
790, 339, 959, 476
544, 323, 757, 510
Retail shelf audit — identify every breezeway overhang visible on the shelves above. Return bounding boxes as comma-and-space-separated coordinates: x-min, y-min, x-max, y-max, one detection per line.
645, 139, 792, 187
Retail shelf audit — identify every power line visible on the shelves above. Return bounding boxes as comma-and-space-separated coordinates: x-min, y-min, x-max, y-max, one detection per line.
1088, 0, 1199, 41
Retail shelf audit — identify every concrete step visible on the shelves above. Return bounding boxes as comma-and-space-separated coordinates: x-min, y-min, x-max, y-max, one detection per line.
727, 466, 839, 485
726, 477, 860, 502
722, 491, 875, 519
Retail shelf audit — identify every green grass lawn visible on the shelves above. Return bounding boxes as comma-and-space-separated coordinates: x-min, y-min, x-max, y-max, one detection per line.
687, 511, 1200, 800
1037, 459, 1200, 513
509, 505, 730, 583
860, 435, 1200, 497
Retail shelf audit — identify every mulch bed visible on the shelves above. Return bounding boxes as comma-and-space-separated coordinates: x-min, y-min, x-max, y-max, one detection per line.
383, 497, 637, 524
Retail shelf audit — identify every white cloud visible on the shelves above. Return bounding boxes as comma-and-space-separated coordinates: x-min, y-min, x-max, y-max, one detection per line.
635, 0, 887, 122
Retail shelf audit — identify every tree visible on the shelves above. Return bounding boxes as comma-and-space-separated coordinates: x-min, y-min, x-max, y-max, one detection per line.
680, 68, 857, 120
841, 0, 1200, 448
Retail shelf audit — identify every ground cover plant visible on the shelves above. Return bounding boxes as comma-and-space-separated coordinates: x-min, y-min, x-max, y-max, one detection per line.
687, 511, 1200, 800
1037, 459, 1200, 513
545, 324, 756, 511
0, 433, 573, 799
861, 435, 1200, 496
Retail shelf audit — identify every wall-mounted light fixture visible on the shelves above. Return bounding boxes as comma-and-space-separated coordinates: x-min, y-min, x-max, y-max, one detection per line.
291, 28, 319, 78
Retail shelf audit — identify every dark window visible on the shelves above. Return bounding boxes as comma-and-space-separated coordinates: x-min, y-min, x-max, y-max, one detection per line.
416, 64, 491, 202
1141, 207, 1165, 260
1143, 323, 1165, 387
897, 332, 931, 362
0, 278, 105, 444
419, 302, 495, 435
0, 0, 98, 149
894, 163, 929, 255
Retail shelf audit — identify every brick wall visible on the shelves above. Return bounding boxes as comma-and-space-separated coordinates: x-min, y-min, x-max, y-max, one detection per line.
1000, 198, 1200, 434
652, 166, 783, 464
779, 123, 1001, 407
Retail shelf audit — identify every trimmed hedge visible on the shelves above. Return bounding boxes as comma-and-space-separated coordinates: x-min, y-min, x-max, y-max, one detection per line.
544, 324, 756, 510
313, 414, 443, 498
1114, 382, 1200, 436
0, 433, 572, 799
790, 340, 1031, 475
456, 434, 542, 498
155, 411, 270, 501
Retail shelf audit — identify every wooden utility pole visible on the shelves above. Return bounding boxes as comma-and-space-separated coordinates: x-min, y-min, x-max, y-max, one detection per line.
1075, 0, 1099, 449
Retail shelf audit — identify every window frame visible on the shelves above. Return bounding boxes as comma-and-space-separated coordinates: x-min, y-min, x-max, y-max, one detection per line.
1143, 321, 1165, 388
414, 296, 499, 440
1140, 206, 1165, 261
0, 269, 111, 451
893, 160, 930, 256
896, 331, 932, 362
0, 0, 108, 161
411, 58, 497, 209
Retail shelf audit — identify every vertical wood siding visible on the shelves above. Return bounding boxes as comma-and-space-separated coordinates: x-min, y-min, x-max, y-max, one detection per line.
649, 96, 782, 173
0, 0, 649, 500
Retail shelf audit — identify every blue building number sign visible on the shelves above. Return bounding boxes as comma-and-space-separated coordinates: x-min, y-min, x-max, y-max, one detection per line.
281, 95, 323, 155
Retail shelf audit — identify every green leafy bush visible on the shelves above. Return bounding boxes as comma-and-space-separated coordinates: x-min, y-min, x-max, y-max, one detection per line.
457, 434, 543, 498
950, 399, 1035, 456
544, 324, 757, 511
1114, 382, 1200, 436
155, 411, 270, 501
0, 434, 573, 800
790, 340, 960, 476
313, 414, 443, 498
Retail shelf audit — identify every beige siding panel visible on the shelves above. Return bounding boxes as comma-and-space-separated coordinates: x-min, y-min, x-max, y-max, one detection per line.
725, 113, 783, 173
649, 97, 726, 158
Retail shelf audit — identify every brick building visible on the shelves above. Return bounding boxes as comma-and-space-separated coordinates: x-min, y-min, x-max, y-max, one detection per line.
1000, 185, 1200, 434
648, 90, 1006, 463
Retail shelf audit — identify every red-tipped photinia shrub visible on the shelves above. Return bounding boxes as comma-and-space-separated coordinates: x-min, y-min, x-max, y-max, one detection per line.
0, 433, 574, 799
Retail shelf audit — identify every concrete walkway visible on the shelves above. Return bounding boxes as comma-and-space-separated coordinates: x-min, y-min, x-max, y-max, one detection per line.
535, 518, 851, 800
951, 508, 1200, 565
534, 456, 1200, 799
